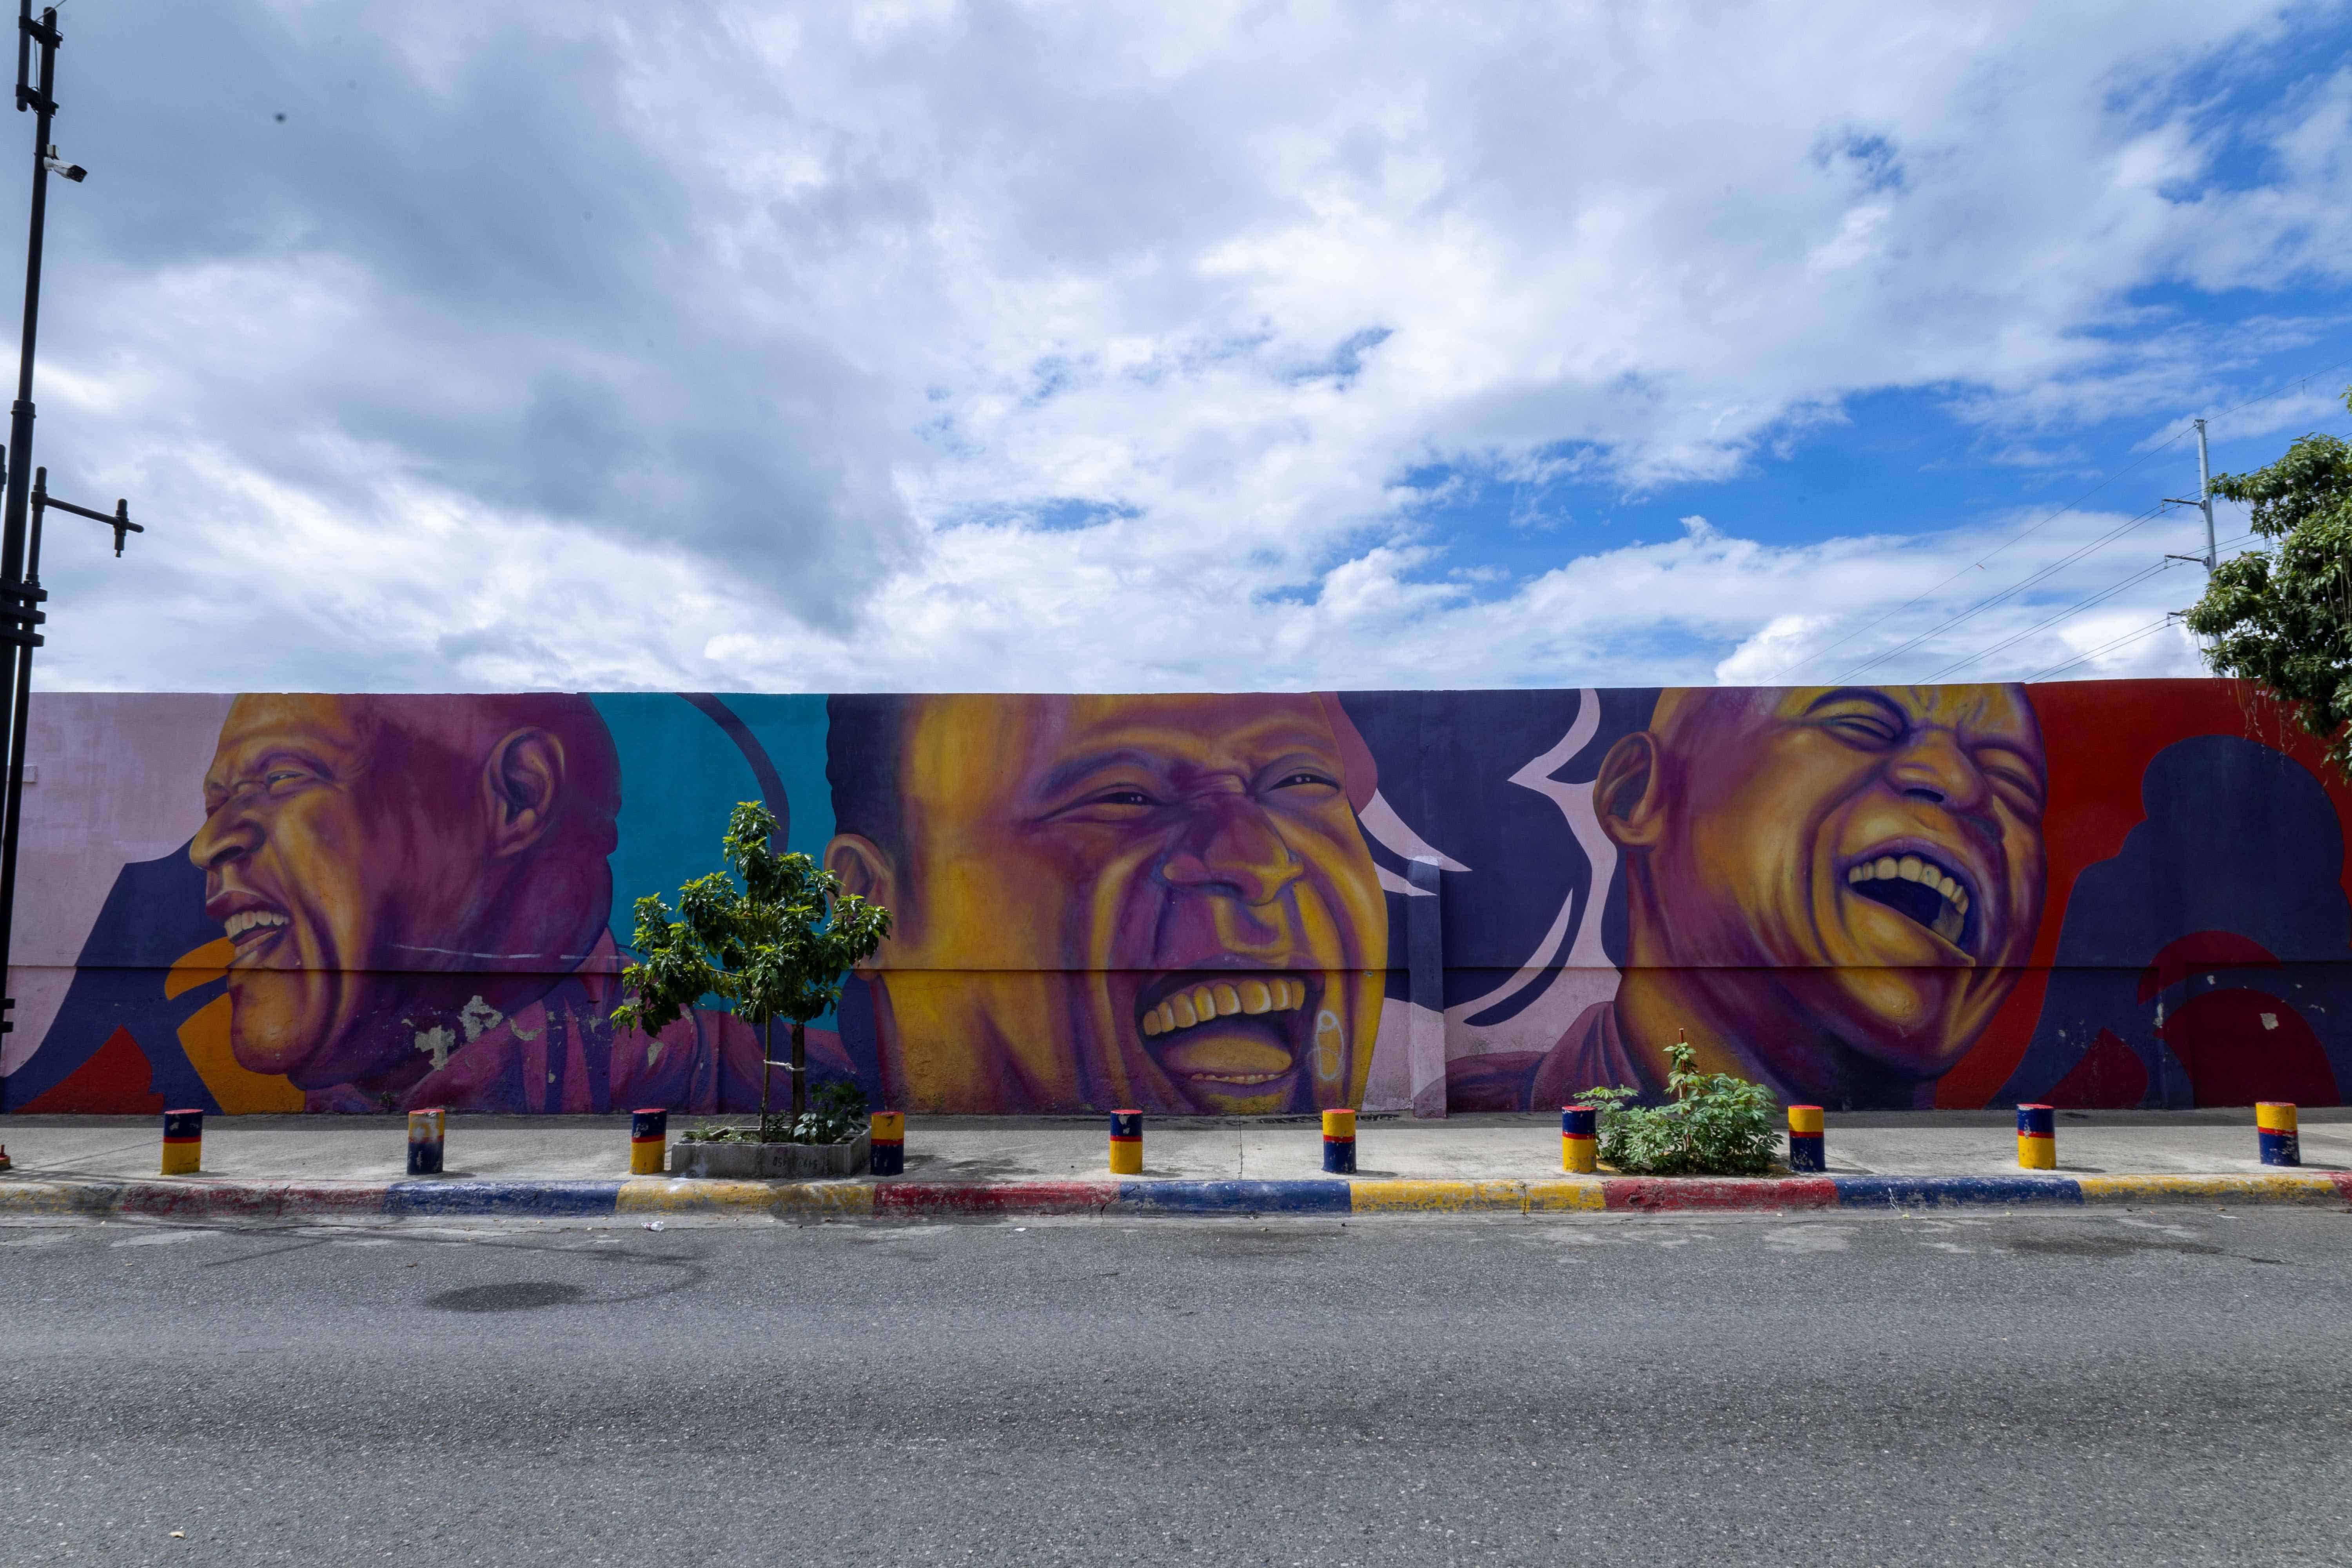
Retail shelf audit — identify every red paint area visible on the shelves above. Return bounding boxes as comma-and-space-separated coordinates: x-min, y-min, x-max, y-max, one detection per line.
873, 1181, 1119, 1216
1601, 1177, 1839, 1211
2042, 1029, 2149, 1109
13, 1026, 166, 1114
1938, 681, 2352, 1108
2158, 990, 2339, 1107
2137, 931, 2281, 1003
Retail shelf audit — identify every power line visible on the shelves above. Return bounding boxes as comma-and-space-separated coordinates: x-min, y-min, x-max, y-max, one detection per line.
1772, 347, 2352, 681
1922, 556, 2182, 681
2026, 616, 2180, 682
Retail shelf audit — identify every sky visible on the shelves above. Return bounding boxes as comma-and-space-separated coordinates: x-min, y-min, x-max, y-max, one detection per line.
10, 0, 2352, 695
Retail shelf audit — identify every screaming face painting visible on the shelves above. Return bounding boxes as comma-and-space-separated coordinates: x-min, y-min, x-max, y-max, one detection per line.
4, 679, 2349, 1116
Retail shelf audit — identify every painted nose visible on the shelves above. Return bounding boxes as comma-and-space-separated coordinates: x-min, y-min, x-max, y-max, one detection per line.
1887, 728, 1987, 813
188, 803, 261, 871
1160, 799, 1301, 906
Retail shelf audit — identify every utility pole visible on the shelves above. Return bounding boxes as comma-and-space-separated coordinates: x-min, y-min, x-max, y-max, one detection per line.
0, 2, 140, 1094
2165, 417, 2218, 572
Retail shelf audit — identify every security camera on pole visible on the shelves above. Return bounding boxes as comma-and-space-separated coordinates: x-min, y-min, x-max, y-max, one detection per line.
0, 2, 144, 1095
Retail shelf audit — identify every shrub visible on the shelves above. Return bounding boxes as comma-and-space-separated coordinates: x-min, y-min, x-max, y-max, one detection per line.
1579, 1038, 1779, 1176
681, 1080, 871, 1147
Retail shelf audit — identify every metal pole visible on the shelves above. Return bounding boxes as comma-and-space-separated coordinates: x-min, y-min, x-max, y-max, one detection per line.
0, 4, 59, 1070
2195, 417, 2215, 571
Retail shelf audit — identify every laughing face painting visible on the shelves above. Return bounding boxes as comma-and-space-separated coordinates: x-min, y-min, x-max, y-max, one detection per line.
826, 693, 1388, 1114
1590, 684, 2048, 1106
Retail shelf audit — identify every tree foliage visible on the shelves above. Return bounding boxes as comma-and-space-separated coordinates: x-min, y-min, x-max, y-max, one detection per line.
1579, 1038, 1779, 1176
2183, 387, 2352, 777
612, 801, 891, 1140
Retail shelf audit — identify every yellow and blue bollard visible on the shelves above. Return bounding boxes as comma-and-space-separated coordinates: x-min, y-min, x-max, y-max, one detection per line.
630, 1108, 668, 1175
2257, 1102, 2300, 1167
1562, 1104, 1597, 1174
1108, 1109, 1143, 1175
1788, 1104, 1825, 1173
407, 1107, 446, 1176
871, 1111, 905, 1176
2016, 1103, 2056, 1170
160, 1108, 202, 1176
1322, 1108, 1356, 1174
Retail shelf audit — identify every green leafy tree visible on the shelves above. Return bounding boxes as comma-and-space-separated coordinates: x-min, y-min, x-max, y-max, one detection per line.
612, 801, 892, 1142
2183, 387, 2352, 777
1580, 1036, 1779, 1176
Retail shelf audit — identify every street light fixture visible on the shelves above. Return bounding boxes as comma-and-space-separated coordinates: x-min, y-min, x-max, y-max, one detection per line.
0, 1, 143, 1085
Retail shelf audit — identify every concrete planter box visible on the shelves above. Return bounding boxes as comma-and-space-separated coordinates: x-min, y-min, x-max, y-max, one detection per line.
669, 1132, 870, 1180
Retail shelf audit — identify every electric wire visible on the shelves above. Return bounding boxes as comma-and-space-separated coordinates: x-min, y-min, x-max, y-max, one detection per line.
1772, 348, 2352, 681
1922, 557, 2182, 681
2027, 617, 2180, 681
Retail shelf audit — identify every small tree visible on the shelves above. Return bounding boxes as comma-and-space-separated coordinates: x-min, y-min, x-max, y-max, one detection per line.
1579, 1036, 1779, 1176
2183, 386, 2352, 779
612, 801, 891, 1142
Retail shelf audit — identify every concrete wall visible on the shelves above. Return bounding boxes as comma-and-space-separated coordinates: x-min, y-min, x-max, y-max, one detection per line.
5, 681, 2346, 1115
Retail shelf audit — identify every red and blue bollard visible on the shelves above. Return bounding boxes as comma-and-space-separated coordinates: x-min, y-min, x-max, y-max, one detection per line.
630, 1108, 668, 1175
160, 1108, 202, 1176
1562, 1104, 1597, 1174
871, 1111, 905, 1176
407, 1108, 446, 1176
1108, 1109, 1143, 1175
1787, 1105, 1825, 1173
2257, 1102, 2300, 1167
2016, 1103, 2056, 1170
1322, 1108, 1356, 1174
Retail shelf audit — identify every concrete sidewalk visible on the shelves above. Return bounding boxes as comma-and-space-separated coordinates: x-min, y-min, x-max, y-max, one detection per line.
1, 1106, 2347, 1183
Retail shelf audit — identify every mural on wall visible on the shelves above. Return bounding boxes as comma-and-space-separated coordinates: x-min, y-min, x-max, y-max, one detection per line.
3, 679, 2347, 1116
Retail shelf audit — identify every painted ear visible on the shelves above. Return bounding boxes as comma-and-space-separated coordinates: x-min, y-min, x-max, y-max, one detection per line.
1594, 732, 1666, 849
825, 835, 898, 973
484, 728, 565, 859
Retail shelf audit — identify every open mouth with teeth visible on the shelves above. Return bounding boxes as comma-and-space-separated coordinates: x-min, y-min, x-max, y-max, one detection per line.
1135, 971, 1318, 1092
1845, 849, 1977, 953
221, 902, 292, 960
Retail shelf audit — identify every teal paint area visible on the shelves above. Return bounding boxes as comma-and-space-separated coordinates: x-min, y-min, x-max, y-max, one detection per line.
588, 693, 841, 1033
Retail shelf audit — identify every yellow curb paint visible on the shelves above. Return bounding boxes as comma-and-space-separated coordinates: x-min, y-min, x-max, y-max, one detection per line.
0, 1181, 120, 1215
615, 1178, 875, 1218
1523, 1179, 1610, 1212
2076, 1173, 2343, 1205
1350, 1179, 1528, 1213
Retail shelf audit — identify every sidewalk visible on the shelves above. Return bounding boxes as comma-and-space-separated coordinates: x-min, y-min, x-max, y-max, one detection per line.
2, 1109, 2348, 1221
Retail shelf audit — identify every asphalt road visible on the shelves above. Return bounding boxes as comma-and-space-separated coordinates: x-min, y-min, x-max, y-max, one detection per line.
2, 1207, 2349, 1567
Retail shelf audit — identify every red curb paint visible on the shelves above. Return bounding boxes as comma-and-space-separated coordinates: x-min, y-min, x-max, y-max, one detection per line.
2330, 1172, 2352, 1205
114, 1181, 392, 1220
1602, 1177, 1840, 1211
872, 1180, 1120, 1216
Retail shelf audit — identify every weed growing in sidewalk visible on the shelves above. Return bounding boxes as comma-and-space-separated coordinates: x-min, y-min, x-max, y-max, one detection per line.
1580, 1040, 1777, 1176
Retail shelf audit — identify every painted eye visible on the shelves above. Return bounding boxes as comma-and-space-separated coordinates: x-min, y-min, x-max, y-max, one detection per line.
1272, 771, 1338, 790
1824, 713, 1899, 746
1088, 789, 1154, 807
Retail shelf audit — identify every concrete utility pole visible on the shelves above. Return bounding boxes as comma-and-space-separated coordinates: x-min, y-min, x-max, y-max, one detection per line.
2165, 417, 2218, 572
0, 2, 142, 1091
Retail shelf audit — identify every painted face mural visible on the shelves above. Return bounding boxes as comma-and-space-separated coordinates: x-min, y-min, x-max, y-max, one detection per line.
7, 680, 2352, 1117
1602, 684, 2047, 1105
826, 693, 1388, 1114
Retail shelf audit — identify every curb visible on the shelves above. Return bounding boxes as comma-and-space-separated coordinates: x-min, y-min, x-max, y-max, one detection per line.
1, 1170, 2348, 1221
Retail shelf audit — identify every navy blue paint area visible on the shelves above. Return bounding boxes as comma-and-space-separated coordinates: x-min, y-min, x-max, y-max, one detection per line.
679, 692, 790, 846
1339, 688, 1655, 1020
384, 1180, 622, 1218
3, 844, 219, 1113
1833, 1176, 2082, 1209
2005, 735, 2352, 1109
1113, 1180, 1352, 1214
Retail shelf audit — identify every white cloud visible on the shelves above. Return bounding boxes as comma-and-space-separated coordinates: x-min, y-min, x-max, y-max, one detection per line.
13, 0, 2346, 695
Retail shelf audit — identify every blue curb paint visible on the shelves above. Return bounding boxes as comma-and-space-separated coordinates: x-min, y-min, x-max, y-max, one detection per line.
383, 1180, 622, 1218
1833, 1175, 2082, 1208
1113, 1180, 1351, 1215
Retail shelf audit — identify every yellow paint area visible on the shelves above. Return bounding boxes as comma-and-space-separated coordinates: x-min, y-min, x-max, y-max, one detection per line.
2016, 1135, 2056, 1171
2077, 1173, 2343, 1205
615, 1178, 876, 1217
164, 937, 236, 999
2256, 1102, 2299, 1133
1522, 1179, 1610, 1212
176, 994, 305, 1113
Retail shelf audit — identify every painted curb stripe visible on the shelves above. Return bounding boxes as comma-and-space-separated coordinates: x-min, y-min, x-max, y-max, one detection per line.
1351, 1179, 1532, 1213
384, 1180, 621, 1217
2074, 1172, 2352, 1205
616, 1178, 875, 1217
1605, 1177, 1839, 1211
873, 1180, 1120, 1216
1114, 1180, 1350, 1215
1834, 1175, 2081, 1207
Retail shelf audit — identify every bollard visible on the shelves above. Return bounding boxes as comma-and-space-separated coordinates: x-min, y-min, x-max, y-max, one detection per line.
1787, 1105, 1825, 1173
870, 1111, 905, 1176
407, 1107, 446, 1176
160, 1108, 203, 1176
1322, 1108, 1357, 1174
1562, 1105, 1597, 1174
1108, 1109, 1143, 1175
2016, 1103, 2056, 1170
630, 1108, 668, 1175
2257, 1102, 2300, 1167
